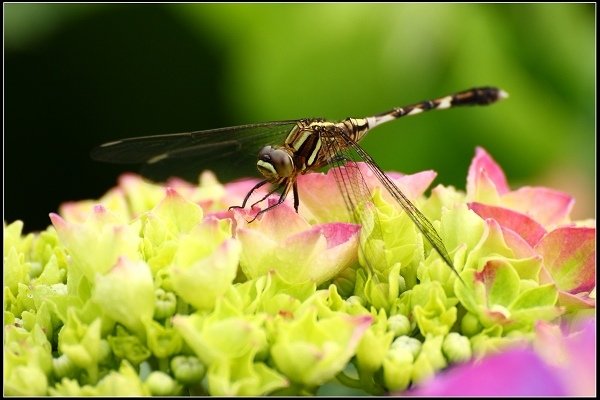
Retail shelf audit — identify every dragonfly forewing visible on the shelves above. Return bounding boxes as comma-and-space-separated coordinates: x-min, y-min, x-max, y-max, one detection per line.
91, 121, 298, 182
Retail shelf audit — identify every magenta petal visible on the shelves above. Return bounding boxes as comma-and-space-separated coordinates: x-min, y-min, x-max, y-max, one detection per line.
535, 319, 597, 396
534, 227, 596, 293
467, 147, 510, 197
406, 347, 567, 396
502, 186, 575, 226
556, 319, 597, 396
469, 202, 547, 247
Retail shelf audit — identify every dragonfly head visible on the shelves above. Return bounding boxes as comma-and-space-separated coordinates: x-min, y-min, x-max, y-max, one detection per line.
257, 145, 294, 182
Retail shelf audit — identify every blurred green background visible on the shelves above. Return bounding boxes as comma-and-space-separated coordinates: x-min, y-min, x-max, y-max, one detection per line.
5, 3, 595, 232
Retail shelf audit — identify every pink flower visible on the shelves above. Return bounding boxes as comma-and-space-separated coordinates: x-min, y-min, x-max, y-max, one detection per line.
467, 147, 575, 232
465, 147, 595, 311
535, 226, 596, 310
233, 199, 360, 285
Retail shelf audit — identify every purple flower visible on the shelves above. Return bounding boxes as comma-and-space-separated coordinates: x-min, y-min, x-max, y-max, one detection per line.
404, 318, 596, 396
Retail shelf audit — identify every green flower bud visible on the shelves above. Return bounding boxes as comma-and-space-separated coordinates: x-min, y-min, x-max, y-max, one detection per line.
461, 312, 482, 336
53, 354, 77, 378
153, 288, 177, 320
388, 314, 411, 337
391, 335, 422, 359
442, 332, 472, 363
171, 355, 206, 385
145, 371, 182, 396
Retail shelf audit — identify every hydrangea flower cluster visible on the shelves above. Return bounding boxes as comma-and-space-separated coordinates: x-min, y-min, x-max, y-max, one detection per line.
4, 147, 595, 395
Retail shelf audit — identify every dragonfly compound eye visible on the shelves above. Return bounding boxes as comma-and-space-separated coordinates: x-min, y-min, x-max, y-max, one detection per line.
257, 146, 294, 180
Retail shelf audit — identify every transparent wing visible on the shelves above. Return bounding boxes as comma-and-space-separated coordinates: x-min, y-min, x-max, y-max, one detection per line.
333, 131, 460, 279
318, 131, 395, 307
91, 120, 299, 182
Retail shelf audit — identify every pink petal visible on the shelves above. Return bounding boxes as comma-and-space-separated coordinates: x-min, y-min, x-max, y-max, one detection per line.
499, 225, 537, 259
469, 202, 547, 247
165, 176, 195, 190
93, 204, 107, 214
355, 162, 437, 200
347, 315, 373, 348
118, 172, 147, 189
296, 168, 348, 223
235, 199, 311, 240
223, 177, 272, 209
467, 147, 510, 198
296, 163, 437, 223
406, 347, 567, 396
49, 212, 67, 231
558, 319, 597, 396
235, 225, 278, 274
501, 187, 575, 227
205, 210, 235, 220
385, 170, 437, 202
308, 223, 361, 249
534, 319, 597, 396
164, 186, 179, 198
283, 222, 360, 283
474, 259, 509, 296
534, 227, 596, 293
557, 291, 595, 310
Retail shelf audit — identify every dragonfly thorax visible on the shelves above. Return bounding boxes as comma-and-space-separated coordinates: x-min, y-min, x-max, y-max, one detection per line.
256, 145, 294, 182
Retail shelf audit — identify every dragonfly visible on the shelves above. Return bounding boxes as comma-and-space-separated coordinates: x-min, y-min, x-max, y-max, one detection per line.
91, 86, 507, 283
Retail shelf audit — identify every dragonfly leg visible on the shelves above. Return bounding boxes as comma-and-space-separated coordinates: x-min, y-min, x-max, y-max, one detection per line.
228, 179, 269, 211
292, 181, 299, 212
248, 182, 283, 209
247, 180, 293, 223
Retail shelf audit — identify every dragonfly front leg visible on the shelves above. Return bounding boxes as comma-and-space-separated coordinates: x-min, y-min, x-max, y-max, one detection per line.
248, 179, 294, 223
248, 183, 284, 210
228, 179, 269, 211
